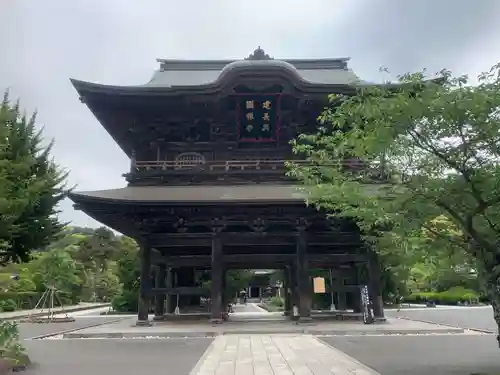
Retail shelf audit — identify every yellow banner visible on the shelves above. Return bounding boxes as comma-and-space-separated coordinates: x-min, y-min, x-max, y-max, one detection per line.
313, 277, 326, 293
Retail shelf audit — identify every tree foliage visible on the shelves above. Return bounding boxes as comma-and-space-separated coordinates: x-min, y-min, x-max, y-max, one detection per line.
289, 63, 500, 345
31, 248, 81, 293
0, 92, 69, 264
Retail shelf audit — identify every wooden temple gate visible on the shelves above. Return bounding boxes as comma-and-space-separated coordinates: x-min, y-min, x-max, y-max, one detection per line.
68, 47, 387, 325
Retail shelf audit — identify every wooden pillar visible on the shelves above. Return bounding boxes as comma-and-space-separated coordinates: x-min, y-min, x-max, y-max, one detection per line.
352, 263, 363, 313
368, 252, 384, 318
289, 263, 299, 319
130, 149, 136, 173
210, 229, 223, 323
137, 241, 152, 326
283, 266, 292, 316
337, 291, 347, 310
166, 268, 176, 314
222, 269, 228, 320
177, 267, 198, 307
296, 227, 311, 321
335, 274, 347, 311
153, 264, 166, 320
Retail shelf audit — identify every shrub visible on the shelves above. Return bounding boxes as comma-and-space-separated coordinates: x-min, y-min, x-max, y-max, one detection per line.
111, 290, 138, 312
0, 299, 17, 312
0, 321, 28, 366
268, 296, 284, 308
404, 287, 480, 305
0, 292, 40, 310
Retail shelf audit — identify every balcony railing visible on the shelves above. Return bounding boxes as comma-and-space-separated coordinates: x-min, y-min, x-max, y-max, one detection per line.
127, 159, 390, 185
133, 159, 299, 172
131, 158, 380, 173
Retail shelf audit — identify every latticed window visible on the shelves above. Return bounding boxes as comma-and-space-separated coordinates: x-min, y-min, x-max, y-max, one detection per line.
174, 152, 206, 168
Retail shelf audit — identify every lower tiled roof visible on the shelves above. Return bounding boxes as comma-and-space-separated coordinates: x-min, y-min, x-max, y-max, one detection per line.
68, 184, 309, 204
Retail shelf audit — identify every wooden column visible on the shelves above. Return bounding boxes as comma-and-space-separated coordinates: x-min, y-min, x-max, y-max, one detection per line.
137, 241, 152, 326
130, 149, 136, 173
368, 252, 385, 318
153, 264, 166, 320
349, 264, 360, 313
210, 229, 223, 323
283, 266, 292, 316
222, 269, 228, 320
285, 263, 298, 319
166, 268, 177, 314
296, 228, 311, 321
337, 277, 347, 311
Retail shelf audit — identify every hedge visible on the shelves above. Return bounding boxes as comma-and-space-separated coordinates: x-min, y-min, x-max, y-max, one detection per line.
0, 291, 74, 311
405, 287, 481, 305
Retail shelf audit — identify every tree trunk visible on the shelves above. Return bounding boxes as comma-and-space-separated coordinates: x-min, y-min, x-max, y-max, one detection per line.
481, 263, 500, 347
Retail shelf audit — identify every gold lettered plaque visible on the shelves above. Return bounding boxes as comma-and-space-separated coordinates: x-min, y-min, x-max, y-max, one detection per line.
313, 277, 326, 293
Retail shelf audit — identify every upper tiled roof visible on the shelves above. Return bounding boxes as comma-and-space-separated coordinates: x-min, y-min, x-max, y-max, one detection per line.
145, 47, 368, 87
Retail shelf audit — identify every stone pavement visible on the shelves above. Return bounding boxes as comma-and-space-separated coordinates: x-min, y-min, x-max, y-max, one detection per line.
190, 334, 379, 375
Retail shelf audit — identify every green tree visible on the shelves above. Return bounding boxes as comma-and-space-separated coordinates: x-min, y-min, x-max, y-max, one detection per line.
72, 227, 120, 272
111, 236, 140, 312
31, 248, 81, 299
289, 64, 500, 345
0, 92, 69, 265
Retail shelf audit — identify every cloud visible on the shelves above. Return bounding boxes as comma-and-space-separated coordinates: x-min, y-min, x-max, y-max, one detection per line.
1, 0, 499, 228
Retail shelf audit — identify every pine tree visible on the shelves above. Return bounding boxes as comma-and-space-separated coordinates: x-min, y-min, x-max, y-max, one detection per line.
0, 91, 69, 265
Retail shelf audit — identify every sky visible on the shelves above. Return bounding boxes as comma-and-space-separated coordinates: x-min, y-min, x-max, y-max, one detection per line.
1, 0, 500, 228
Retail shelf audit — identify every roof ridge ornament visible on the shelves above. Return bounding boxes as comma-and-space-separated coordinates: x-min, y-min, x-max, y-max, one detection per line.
245, 46, 273, 60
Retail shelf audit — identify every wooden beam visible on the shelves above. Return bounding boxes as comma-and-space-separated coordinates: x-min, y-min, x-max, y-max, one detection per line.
149, 232, 362, 248
151, 253, 366, 267
152, 254, 211, 267
151, 287, 210, 296
151, 237, 211, 248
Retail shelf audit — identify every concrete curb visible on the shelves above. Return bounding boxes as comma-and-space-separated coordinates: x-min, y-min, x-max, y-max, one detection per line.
28, 317, 128, 340
3, 303, 111, 321
62, 326, 464, 339
395, 316, 495, 334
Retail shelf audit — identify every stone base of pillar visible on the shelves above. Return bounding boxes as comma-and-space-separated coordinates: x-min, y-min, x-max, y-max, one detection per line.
135, 319, 152, 327
297, 316, 313, 324
152, 315, 165, 321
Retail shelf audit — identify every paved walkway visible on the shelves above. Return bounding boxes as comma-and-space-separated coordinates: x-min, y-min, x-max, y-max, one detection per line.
190, 334, 380, 375
233, 302, 268, 314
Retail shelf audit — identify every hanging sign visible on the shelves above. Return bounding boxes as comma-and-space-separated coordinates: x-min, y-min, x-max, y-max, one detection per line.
313, 277, 326, 293
360, 285, 374, 324
236, 95, 280, 143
